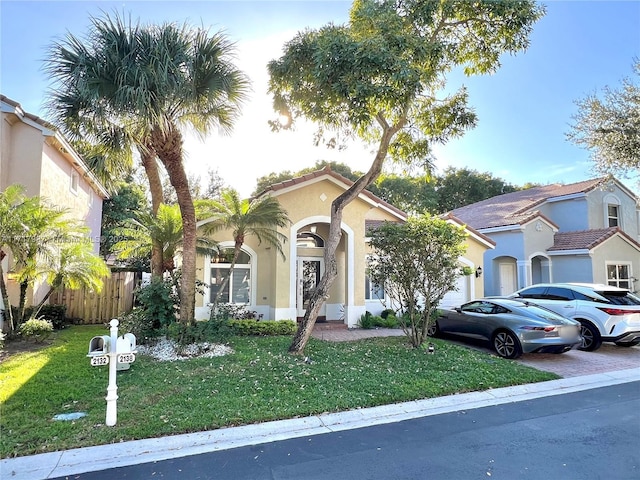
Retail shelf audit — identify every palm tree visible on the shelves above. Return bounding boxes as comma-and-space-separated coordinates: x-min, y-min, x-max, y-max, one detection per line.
33, 240, 110, 316
112, 203, 218, 274
0, 185, 35, 332
45, 13, 250, 323
199, 189, 289, 307
10, 201, 74, 325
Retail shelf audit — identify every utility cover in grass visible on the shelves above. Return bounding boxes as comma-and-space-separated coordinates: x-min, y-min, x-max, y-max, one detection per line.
53, 412, 88, 421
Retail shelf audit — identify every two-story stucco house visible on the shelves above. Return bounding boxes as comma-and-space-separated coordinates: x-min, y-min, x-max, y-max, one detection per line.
195, 167, 495, 327
449, 177, 640, 296
1, 95, 109, 315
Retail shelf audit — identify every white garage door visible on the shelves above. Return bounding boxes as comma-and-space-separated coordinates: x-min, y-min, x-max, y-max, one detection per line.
439, 275, 468, 310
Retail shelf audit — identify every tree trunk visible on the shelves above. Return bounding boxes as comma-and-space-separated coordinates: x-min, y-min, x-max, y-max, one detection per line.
33, 286, 56, 318
17, 280, 28, 325
152, 125, 196, 325
0, 258, 14, 333
140, 146, 165, 279
289, 117, 405, 354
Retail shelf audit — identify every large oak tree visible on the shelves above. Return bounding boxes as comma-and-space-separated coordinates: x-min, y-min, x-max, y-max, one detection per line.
268, 0, 545, 354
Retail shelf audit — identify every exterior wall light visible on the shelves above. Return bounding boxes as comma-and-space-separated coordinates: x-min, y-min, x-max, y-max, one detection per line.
475, 266, 483, 278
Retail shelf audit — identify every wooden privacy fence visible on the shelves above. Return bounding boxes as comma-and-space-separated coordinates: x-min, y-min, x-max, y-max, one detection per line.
51, 270, 139, 324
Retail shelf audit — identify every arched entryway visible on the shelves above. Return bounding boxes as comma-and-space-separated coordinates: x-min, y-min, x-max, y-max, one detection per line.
493, 256, 518, 296
530, 253, 551, 285
289, 216, 359, 326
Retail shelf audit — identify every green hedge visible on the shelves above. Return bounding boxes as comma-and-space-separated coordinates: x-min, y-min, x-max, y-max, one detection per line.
228, 319, 297, 336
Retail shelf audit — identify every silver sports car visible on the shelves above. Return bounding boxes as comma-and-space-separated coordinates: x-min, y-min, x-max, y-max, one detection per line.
431, 298, 582, 359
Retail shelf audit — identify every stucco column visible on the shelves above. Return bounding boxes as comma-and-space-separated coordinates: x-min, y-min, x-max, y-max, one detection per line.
517, 260, 530, 289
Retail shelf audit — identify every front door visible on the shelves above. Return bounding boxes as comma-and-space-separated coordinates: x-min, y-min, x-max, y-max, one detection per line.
499, 263, 517, 296
297, 257, 326, 320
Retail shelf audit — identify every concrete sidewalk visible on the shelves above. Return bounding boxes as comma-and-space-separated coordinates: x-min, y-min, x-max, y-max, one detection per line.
2, 367, 639, 480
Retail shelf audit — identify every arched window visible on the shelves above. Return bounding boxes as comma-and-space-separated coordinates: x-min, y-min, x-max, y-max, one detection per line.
296, 231, 324, 247
603, 194, 622, 228
210, 249, 251, 304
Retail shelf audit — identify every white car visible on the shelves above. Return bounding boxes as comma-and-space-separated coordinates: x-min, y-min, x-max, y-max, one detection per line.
508, 283, 640, 351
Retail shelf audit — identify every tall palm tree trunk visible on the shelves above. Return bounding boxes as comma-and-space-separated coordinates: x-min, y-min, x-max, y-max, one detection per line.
153, 126, 196, 324
0, 258, 14, 333
17, 281, 29, 325
140, 147, 165, 279
289, 117, 404, 354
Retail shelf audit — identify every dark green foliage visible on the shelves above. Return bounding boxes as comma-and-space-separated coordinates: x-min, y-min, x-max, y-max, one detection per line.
118, 308, 159, 343
436, 167, 521, 212
380, 308, 396, 320
359, 311, 375, 329
228, 320, 297, 336
22, 304, 67, 330
165, 319, 234, 344
136, 277, 179, 329
100, 180, 148, 262
359, 311, 399, 329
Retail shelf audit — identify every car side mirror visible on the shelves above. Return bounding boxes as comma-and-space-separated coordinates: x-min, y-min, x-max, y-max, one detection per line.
455, 307, 462, 313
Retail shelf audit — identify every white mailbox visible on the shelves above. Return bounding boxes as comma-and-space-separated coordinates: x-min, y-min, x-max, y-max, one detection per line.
87, 319, 138, 426
115, 333, 137, 371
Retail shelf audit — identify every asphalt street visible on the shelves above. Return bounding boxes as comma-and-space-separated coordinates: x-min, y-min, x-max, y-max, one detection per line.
52, 381, 640, 480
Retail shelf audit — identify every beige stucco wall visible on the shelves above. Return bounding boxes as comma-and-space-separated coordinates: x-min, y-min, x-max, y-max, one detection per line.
1, 106, 107, 311
195, 176, 404, 322
465, 235, 492, 298
1, 118, 43, 193
522, 219, 555, 256
587, 183, 639, 239
591, 236, 640, 292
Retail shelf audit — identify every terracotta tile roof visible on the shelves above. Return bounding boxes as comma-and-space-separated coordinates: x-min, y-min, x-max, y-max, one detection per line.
261, 166, 407, 219
450, 178, 607, 230
548, 227, 640, 251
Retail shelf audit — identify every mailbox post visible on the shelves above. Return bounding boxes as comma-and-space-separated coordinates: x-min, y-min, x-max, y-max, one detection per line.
87, 319, 136, 427
105, 319, 119, 426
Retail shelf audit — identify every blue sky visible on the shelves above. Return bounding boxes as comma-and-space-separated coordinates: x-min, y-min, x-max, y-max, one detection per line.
2, 1, 639, 196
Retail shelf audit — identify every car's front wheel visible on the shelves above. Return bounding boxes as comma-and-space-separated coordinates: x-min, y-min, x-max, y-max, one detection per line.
577, 321, 602, 351
492, 330, 522, 359
614, 340, 640, 347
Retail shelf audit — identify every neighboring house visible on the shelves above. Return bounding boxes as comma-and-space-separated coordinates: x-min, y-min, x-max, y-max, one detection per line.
195, 167, 493, 326
0, 95, 109, 313
449, 177, 640, 296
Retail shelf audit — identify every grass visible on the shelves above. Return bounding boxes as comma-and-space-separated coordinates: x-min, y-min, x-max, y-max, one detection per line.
0, 325, 558, 458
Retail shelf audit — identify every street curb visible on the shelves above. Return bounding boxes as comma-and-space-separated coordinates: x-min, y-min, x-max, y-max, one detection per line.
3, 368, 639, 480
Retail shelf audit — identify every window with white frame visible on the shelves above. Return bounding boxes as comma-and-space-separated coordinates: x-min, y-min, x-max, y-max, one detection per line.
210, 249, 251, 304
365, 274, 385, 300
70, 170, 79, 194
607, 204, 620, 227
606, 263, 632, 290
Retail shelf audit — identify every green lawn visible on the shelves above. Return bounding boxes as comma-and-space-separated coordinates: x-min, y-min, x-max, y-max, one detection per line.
0, 325, 558, 458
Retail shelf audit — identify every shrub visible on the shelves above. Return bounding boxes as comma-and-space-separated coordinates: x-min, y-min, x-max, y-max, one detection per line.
358, 311, 375, 329
228, 319, 296, 336
136, 277, 178, 329
24, 305, 67, 330
19, 318, 53, 342
372, 315, 398, 329
118, 308, 159, 344
380, 308, 396, 319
